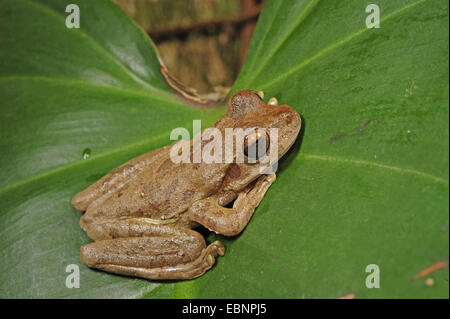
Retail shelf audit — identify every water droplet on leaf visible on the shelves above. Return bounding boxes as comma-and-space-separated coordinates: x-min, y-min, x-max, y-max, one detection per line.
82, 148, 91, 160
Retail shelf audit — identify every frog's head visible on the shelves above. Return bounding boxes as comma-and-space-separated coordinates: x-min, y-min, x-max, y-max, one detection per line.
228, 90, 301, 159
215, 90, 301, 188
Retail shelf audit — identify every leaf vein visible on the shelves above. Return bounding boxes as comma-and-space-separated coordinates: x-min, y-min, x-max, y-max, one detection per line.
245, 0, 322, 87
259, 0, 429, 89
0, 75, 181, 106
302, 153, 449, 185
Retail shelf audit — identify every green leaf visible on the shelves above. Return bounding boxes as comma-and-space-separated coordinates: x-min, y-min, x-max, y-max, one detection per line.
1, 0, 448, 298
198, 0, 449, 298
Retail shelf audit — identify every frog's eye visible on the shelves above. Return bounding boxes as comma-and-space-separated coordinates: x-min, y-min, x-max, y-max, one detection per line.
243, 129, 270, 162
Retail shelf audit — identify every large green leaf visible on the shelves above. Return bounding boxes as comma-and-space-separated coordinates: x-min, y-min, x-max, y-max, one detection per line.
0, 0, 448, 298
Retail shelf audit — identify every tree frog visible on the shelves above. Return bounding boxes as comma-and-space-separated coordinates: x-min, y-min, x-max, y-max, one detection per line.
72, 90, 301, 280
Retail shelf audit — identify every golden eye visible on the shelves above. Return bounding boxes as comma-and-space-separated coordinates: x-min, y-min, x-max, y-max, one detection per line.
243, 128, 270, 162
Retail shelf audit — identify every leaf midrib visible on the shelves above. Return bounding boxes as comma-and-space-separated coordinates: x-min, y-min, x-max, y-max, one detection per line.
0, 75, 186, 107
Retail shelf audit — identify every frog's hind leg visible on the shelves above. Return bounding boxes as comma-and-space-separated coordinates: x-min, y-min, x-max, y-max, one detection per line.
80, 222, 225, 280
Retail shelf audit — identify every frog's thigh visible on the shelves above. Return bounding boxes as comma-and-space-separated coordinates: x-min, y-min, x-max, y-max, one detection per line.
80, 224, 225, 280
189, 173, 276, 236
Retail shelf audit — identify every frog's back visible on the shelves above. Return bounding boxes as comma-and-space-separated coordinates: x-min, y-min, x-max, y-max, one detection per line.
142, 159, 228, 219
81, 153, 229, 228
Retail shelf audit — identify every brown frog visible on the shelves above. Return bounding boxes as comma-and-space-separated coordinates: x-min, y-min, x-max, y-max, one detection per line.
72, 90, 301, 280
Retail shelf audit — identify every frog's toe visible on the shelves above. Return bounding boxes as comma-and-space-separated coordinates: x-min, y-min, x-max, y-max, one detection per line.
211, 240, 226, 256
257, 90, 265, 99
268, 97, 278, 105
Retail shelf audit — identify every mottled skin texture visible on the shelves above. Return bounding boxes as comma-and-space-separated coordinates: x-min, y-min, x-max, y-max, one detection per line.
72, 90, 301, 280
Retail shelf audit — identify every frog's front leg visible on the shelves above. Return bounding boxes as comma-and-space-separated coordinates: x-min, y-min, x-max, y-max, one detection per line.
80, 221, 225, 280
188, 173, 276, 236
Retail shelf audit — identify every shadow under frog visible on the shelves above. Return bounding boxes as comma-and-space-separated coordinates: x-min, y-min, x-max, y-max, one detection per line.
72, 90, 302, 280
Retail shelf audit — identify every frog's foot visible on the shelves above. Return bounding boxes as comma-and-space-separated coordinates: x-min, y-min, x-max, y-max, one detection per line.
189, 173, 276, 237
80, 223, 225, 280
